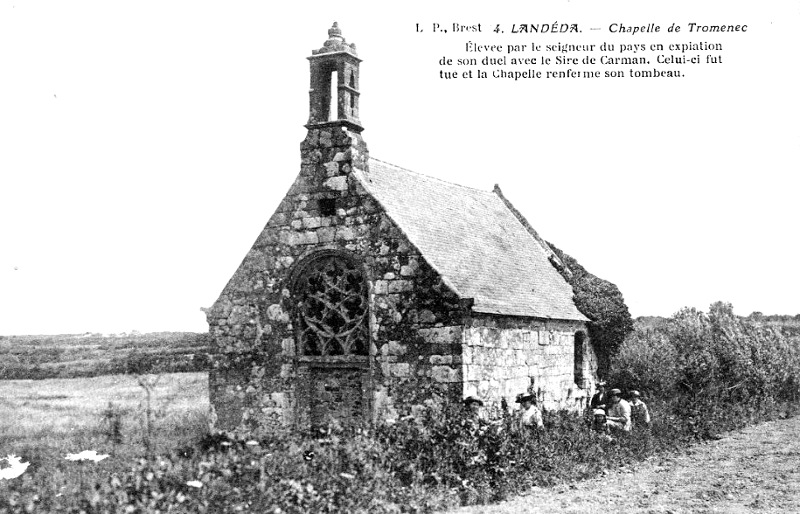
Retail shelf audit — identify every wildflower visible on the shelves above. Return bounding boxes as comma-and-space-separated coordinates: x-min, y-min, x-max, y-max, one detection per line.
65, 450, 109, 462
186, 480, 203, 488
0, 455, 30, 480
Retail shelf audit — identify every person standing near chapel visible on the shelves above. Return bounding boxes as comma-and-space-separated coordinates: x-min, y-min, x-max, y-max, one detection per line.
590, 381, 608, 411
462, 396, 486, 429
629, 390, 651, 428
515, 393, 544, 431
591, 408, 608, 433
605, 388, 632, 432
463, 396, 484, 417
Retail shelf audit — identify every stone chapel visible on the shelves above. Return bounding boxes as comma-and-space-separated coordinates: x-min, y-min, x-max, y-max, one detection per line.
207, 23, 599, 431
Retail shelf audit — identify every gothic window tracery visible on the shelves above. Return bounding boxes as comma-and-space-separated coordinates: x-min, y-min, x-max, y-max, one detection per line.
294, 254, 369, 356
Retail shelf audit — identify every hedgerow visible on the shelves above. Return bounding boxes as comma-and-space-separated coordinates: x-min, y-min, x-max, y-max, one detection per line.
608, 301, 800, 437
0, 332, 211, 380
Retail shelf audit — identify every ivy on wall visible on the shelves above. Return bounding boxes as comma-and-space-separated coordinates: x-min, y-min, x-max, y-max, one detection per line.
548, 242, 634, 374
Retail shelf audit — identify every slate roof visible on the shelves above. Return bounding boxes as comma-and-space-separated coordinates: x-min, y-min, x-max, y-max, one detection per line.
354, 159, 589, 321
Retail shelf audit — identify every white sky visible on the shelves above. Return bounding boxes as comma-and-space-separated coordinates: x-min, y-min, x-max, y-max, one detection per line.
1, 1, 798, 335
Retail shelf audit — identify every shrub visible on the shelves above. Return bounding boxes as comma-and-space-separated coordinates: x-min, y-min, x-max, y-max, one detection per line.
100, 402, 127, 446
548, 242, 634, 374
609, 302, 800, 438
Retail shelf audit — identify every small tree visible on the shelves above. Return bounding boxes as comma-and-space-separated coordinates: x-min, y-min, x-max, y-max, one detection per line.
137, 374, 162, 459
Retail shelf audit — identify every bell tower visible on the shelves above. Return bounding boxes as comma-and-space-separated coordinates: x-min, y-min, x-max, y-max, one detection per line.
299, 22, 369, 191
306, 22, 363, 133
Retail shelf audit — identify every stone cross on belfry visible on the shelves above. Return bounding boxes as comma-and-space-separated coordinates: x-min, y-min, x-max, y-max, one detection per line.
327, 22, 343, 42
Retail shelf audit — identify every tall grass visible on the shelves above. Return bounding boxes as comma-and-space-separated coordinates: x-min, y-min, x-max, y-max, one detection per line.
0, 373, 209, 459
0, 373, 211, 513
1, 304, 799, 512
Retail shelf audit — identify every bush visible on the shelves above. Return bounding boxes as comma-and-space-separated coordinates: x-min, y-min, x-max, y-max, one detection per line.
548, 243, 634, 374
609, 302, 800, 438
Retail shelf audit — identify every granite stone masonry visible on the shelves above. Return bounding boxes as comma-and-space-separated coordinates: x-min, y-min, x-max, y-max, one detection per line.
207, 24, 599, 432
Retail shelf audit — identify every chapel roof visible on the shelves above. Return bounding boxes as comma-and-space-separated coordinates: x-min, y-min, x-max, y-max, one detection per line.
354, 159, 589, 321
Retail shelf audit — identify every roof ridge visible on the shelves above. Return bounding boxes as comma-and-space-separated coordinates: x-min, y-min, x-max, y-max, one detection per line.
492, 184, 570, 275
368, 157, 495, 196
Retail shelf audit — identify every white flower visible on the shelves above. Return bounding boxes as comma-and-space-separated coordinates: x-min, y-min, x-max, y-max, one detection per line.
65, 450, 109, 462
186, 480, 203, 488
0, 455, 30, 480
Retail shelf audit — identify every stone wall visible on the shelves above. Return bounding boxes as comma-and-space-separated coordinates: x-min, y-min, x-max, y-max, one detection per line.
462, 315, 596, 412
207, 124, 465, 431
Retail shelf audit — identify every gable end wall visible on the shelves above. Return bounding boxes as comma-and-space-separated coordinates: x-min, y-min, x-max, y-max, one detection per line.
206, 126, 467, 430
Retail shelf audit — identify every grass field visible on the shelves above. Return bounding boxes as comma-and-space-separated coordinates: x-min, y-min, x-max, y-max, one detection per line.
0, 372, 209, 467
0, 332, 210, 379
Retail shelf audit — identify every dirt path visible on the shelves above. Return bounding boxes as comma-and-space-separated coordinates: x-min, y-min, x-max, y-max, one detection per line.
451, 416, 800, 514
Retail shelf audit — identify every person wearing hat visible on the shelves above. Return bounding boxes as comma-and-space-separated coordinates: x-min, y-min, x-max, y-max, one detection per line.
462, 396, 488, 433
515, 392, 544, 431
629, 390, 651, 428
591, 408, 608, 433
605, 388, 631, 432
463, 396, 484, 417
590, 408, 615, 442
590, 381, 608, 412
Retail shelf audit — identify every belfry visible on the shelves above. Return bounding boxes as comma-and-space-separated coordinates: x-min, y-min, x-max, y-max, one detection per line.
306, 22, 363, 132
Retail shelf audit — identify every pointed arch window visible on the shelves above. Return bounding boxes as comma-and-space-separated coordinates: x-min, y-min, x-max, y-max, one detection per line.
293, 254, 369, 356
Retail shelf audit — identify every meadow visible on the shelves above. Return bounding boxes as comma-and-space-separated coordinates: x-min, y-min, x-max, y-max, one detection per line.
0, 332, 210, 379
0, 372, 210, 509
0, 372, 209, 455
